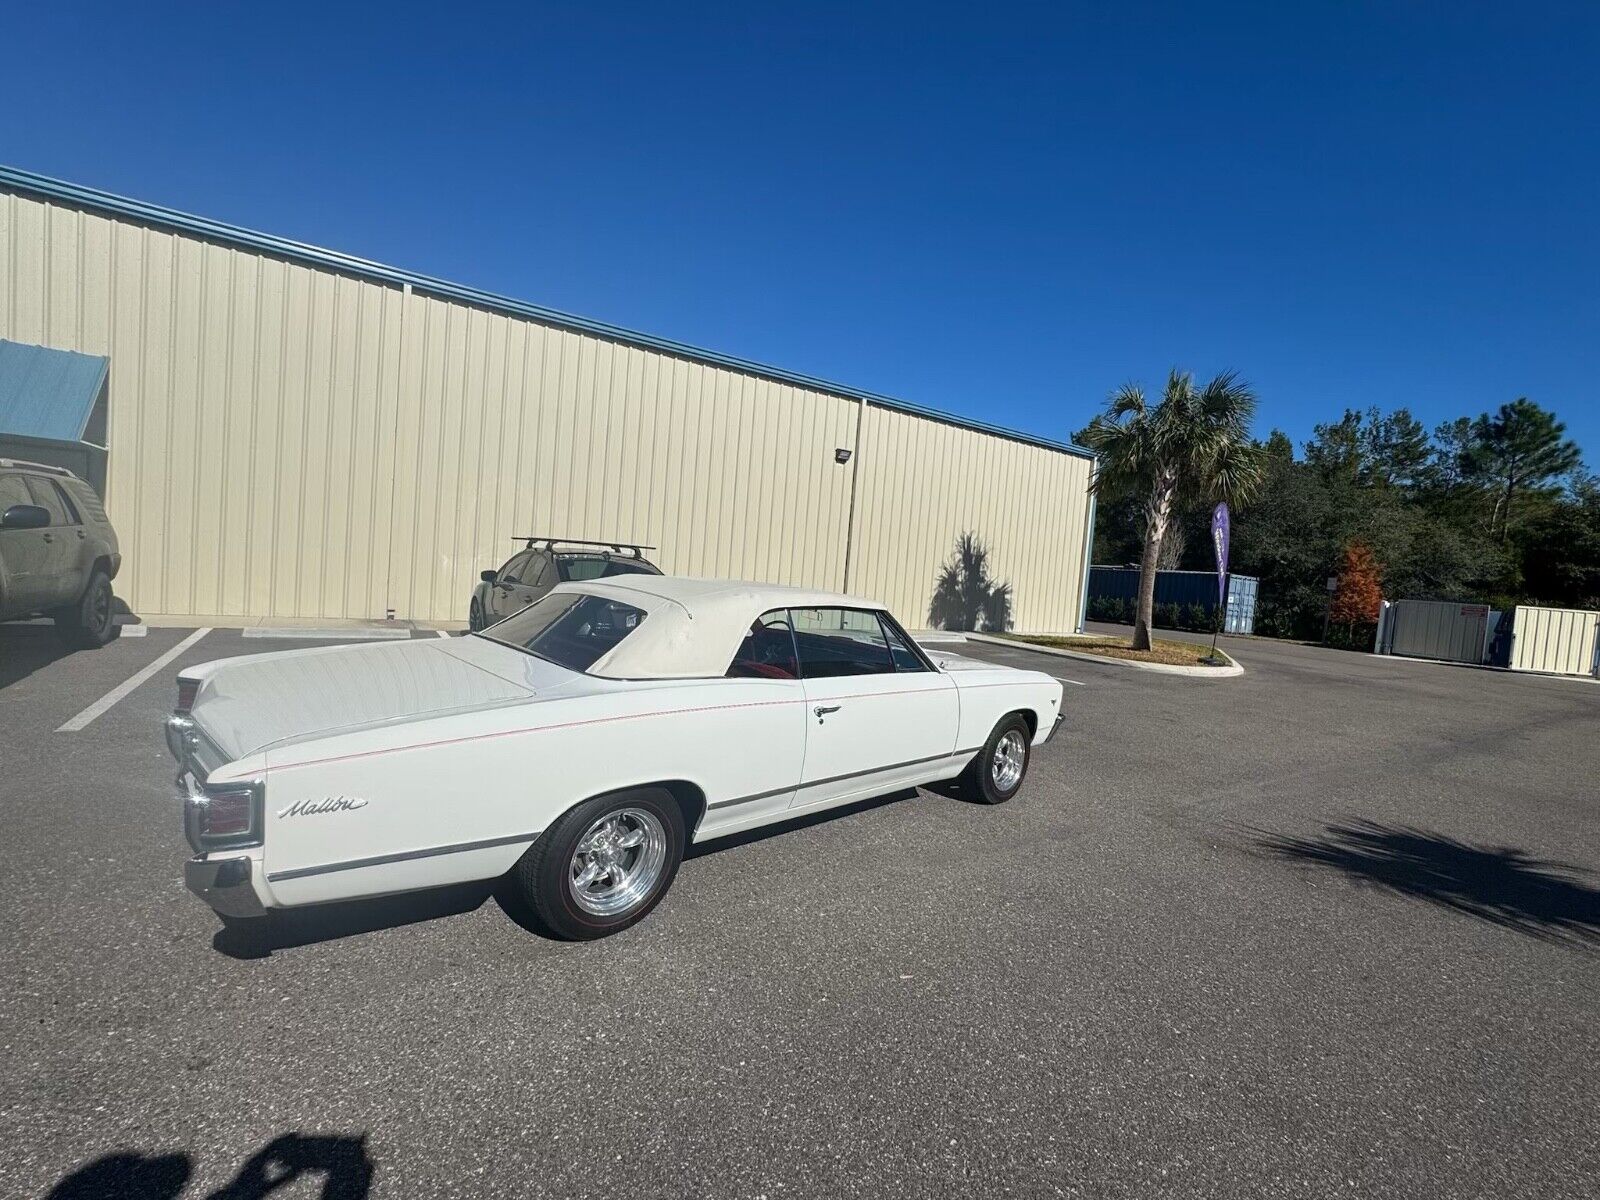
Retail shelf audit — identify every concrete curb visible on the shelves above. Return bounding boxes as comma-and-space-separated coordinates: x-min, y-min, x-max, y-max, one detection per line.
962, 631, 1245, 677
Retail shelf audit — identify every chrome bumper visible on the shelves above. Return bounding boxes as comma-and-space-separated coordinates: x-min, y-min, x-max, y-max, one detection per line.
185, 855, 266, 919
1040, 712, 1066, 745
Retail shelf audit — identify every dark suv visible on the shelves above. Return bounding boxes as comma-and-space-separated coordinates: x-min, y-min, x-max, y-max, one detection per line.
0, 459, 122, 647
470, 538, 661, 631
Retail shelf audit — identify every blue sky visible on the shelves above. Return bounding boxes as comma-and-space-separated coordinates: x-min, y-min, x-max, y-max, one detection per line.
3, 3, 1596, 466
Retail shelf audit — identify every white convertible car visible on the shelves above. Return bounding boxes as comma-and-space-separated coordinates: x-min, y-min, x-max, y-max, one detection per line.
169, 577, 1064, 939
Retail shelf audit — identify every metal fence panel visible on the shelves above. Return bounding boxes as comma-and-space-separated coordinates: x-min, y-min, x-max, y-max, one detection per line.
1509, 605, 1600, 676
1386, 599, 1490, 664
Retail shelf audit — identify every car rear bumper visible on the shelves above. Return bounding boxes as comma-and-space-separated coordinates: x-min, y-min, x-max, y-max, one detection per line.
185, 855, 266, 919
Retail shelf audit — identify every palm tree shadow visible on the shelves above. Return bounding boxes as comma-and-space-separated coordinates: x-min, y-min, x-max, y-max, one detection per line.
46, 1133, 373, 1198
927, 531, 1013, 632
1257, 820, 1600, 948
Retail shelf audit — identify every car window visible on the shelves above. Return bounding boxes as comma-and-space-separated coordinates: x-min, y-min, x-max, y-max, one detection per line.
481, 591, 648, 673
879, 615, 929, 672
0, 474, 31, 515
23, 477, 69, 526
524, 552, 550, 589
600, 558, 659, 577
790, 607, 894, 678
498, 551, 534, 584
48, 480, 82, 525
726, 609, 799, 679
558, 556, 610, 582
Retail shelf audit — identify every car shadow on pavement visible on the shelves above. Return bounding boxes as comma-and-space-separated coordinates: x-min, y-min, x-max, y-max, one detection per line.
211, 882, 494, 960
0, 624, 75, 691
1257, 819, 1600, 948
46, 1132, 373, 1199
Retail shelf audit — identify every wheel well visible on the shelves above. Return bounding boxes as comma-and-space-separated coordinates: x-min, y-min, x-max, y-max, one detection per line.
1008, 709, 1038, 739
655, 780, 708, 838
575, 780, 706, 839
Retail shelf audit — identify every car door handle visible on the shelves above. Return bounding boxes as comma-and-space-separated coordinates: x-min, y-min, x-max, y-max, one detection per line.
813, 705, 841, 722
42, 533, 54, 542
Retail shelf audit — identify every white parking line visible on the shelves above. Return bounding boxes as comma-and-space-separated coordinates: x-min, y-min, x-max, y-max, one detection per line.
56, 628, 212, 733
436, 629, 451, 638
242, 626, 410, 640
1054, 676, 1086, 687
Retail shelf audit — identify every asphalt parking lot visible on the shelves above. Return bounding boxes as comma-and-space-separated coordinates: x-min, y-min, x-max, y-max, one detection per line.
2, 622, 1597, 1199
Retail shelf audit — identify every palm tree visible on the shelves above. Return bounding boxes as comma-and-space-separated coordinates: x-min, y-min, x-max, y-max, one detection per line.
1080, 370, 1263, 651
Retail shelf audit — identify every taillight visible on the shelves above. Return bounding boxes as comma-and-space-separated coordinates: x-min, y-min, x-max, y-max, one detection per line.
176, 678, 200, 713
201, 790, 255, 839
185, 780, 263, 852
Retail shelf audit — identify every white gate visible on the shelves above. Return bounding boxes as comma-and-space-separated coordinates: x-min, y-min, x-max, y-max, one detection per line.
1508, 605, 1600, 677
1382, 599, 1491, 664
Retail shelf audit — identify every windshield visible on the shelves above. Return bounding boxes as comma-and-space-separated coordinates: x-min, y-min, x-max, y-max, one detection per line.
480, 591, 648, 673
558, 555, 661, 581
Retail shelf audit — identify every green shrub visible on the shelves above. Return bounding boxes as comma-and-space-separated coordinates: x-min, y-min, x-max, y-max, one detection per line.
1154, 600, 1180, 629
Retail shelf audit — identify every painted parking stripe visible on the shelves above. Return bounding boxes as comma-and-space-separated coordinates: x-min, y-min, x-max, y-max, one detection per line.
436, 629, 451, 638
1054, 676, 1086, 687
242, 626, 410, 640
56, 628, 212, 733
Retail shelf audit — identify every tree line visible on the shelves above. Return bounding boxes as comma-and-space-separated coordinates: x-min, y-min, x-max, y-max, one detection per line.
1081, 384, 1595, 645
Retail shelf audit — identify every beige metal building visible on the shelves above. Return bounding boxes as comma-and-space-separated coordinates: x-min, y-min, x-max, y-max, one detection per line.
0, 166, 1095, 631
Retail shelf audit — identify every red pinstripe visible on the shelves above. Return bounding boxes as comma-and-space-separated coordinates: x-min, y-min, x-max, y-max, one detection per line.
270, 676, 1047, 773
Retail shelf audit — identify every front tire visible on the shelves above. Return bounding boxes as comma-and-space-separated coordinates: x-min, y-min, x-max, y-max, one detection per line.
57, 569, 117, 648
509, 788, 685, 940
961, 714, 1032, 804
469, 599, 486, 632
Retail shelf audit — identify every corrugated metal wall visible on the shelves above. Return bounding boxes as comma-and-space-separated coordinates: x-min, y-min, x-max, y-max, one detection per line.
850, 403, 1090, 633
1509, 605, 1600, 676
1384, 599, 1490, 664
0, 187, 1092, 629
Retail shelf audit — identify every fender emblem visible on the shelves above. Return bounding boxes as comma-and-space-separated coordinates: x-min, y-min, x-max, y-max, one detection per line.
278, 796, 369, 819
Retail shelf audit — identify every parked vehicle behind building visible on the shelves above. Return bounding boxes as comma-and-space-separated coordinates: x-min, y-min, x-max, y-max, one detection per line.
469, 537, 662, 630
0, 458, 120, 647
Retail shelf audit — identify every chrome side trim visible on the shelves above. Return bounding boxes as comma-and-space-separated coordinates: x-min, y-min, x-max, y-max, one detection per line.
265, 829, 543, 883
706, 747, 983, 811
1039, 712, 1066, 745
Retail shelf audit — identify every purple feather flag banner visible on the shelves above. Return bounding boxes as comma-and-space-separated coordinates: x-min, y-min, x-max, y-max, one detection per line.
1211, 503, 1231, 606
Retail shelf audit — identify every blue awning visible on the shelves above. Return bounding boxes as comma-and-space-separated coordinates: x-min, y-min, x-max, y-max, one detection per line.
0, 338, 109, 444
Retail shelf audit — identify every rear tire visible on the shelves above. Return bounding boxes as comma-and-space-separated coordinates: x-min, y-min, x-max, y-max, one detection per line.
960, 713, 1032, 804
508, 788, 685, 940
469, 599, 485, 632
57, 569, 117, 648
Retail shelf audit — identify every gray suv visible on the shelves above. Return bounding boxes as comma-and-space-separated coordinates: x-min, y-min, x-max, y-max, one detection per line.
0, 459, 122, 647
470, 538, 661, 631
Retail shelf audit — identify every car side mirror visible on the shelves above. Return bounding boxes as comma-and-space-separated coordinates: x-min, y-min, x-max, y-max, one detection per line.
1, 503, 49, 530
481, 569, 498, 583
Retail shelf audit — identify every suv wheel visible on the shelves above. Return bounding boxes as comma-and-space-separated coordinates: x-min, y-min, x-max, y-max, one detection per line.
58, 569, 117, 648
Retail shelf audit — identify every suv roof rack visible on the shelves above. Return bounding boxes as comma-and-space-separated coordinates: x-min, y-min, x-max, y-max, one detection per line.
0, 458, 74, 476
515, 535, 656, 558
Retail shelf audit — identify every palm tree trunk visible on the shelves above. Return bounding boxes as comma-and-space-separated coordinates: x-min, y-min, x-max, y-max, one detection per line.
1132, 471, 1175, 652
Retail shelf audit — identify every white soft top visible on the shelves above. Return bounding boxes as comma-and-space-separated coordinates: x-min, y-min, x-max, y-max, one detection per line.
563, 576, 889, 679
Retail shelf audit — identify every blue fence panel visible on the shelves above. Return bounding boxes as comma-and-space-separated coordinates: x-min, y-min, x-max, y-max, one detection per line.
1088, 567, 1259, 635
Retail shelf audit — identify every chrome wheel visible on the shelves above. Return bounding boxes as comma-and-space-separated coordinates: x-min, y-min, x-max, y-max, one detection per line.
991, 729, 1026, 791
567, 807, 668, 917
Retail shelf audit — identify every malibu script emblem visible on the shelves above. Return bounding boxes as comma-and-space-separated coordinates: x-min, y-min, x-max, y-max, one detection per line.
278, 796, 369, 819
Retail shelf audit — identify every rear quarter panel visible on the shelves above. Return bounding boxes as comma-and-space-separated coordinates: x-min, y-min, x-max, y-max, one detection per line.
255, 676, 807, 907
